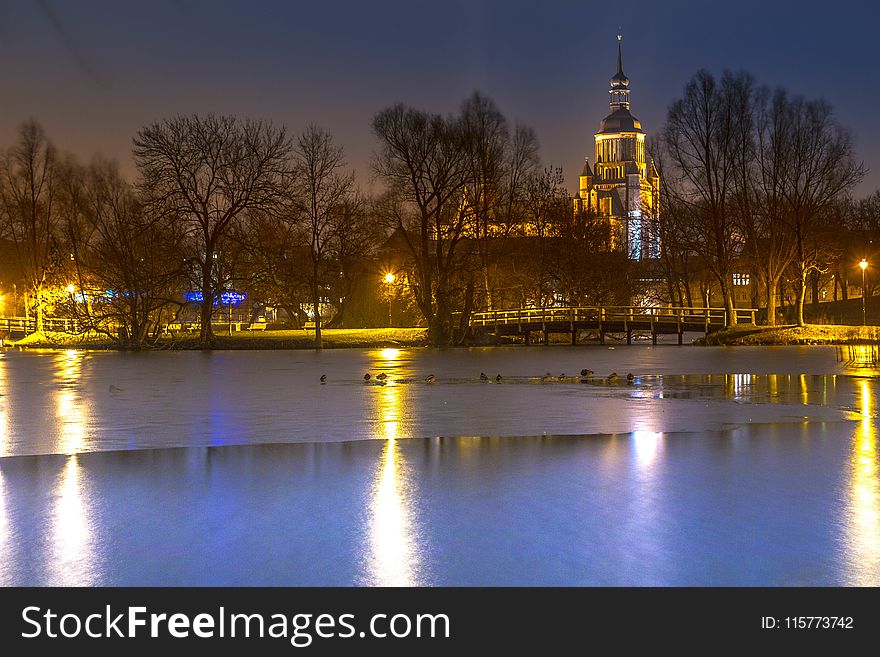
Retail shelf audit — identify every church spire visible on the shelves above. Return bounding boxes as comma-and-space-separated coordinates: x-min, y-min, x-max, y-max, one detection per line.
617, 34, 623, 77
609, 34, 630, 111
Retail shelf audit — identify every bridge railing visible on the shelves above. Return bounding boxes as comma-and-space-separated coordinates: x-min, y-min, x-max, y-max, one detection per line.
464, 306, 757, 328
0, 316, 82, 334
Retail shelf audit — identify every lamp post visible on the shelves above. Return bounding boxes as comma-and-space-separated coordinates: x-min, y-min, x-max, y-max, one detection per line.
860, 259, 869, 326
384, 272, 395, 327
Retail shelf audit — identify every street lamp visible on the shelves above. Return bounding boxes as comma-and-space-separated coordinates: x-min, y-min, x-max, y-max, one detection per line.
860, 259, 869, 326
384, 272, 395, 327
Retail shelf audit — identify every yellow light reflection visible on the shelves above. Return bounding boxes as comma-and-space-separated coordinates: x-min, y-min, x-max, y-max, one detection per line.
48, 456, 96, 585
844, 378, 880, 585
767, 374, 778, 402
378, 348, 400, 361
799, 374, 809, 405
366, 377, 420, 586
54, 350, 88, 455
0, 354, 9, 457
838, 346, 880, 376
0, 469, 9, 583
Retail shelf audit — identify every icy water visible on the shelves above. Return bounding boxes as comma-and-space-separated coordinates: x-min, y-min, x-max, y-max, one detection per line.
0, 345, 878, 585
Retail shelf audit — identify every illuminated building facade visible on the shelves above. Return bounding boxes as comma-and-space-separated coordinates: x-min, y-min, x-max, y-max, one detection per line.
574, 36, 661, 260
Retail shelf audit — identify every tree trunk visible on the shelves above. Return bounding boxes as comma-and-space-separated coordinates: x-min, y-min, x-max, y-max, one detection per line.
199, 255, 215, 348
429, 291, 451, 346
483, 264, 493, 312
765, 275, 779, 326
312, 262, 322, 350
35, 286, 44, 333
795, 270, 807, 327
810, 271, 820, 310
719, 279, 737, 327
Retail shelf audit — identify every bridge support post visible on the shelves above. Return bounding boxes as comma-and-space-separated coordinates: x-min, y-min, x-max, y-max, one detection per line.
678, 330, 683, 345
524, 331, 530, 346
652, 331, 657, 345
543, 330, 549, 346
599, 325, 605, 345
626, 329, 632, 345
571, 329, 577, 345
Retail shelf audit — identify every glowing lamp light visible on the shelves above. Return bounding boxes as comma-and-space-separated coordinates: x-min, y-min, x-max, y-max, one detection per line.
384, 272, 396, 284
860, 259, 869, 271
65, 284, 76, 294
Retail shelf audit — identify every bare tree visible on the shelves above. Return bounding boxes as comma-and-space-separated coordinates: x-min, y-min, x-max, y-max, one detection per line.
60, 158, 185, 346
663, 71, 754, 326
736, 87, 797, 325
521, 166, 569, 308
771, 94, 865, 325
291, 125, 354, 349
459, 92, 539, 311
132, 114, 291, 347
0, 120, 60, 332
372, 103, 471, 345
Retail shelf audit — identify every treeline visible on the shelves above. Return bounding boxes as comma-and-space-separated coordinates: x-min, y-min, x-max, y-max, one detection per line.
0, 92, 634, 348
1, 71, 876, 348
658, 70, 870, 326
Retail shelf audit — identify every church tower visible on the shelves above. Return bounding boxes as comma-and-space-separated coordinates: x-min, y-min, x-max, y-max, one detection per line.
574, 36, 660, 260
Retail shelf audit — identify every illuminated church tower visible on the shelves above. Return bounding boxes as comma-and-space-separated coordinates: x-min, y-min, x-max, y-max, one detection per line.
574, 36, 660, 260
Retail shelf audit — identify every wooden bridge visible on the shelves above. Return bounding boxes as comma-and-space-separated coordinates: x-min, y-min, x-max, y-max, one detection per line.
460, 306, 757, 345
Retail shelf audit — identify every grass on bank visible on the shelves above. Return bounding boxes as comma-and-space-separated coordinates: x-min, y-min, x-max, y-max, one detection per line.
695, 323, 880, 346
6, 327, 429, 350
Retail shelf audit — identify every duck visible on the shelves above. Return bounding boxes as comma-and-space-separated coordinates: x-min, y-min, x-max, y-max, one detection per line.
626, 373, 635, 384
480, 372, 489, 382
109, 384, 123, 394
425, 374, 436, 384
580, 368, 594, 377
607, 372, 619, 383
540, 372, 553, 382
363, 373, 371, 381
376, 372, 387, 381
557, 373, 566, 381
320, 374, 327, 384
495, 374, 502, 383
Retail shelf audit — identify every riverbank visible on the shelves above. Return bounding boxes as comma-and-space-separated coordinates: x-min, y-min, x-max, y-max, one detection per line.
695, 323, 880, 346
5, 327, 429, 350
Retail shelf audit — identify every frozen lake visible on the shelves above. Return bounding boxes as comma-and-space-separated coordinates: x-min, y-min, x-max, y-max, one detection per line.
0, 345, 878, 585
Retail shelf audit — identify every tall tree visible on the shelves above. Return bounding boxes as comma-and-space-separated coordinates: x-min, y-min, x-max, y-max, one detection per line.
663, 70, 754, 326
739, 87, 797, 325
772, 94, 865, 325
132, 114, 291, 347
291, 125, 354, 349
60, 158, 185, 346
0, 120, 60, 332
459, 92, 539, 311
372, 103, 471, 345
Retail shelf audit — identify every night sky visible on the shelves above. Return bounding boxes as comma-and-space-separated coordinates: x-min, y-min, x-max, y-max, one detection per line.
1, 0, 878, 195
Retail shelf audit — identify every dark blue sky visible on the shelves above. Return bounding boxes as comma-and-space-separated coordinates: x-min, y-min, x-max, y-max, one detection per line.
1, 0, 878, 195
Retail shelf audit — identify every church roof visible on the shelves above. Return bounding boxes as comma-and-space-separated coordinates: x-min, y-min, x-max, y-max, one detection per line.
581, 158, 593, 176
597, 107, 643, 134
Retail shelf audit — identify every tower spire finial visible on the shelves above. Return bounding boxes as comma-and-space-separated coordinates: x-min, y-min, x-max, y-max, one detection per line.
617, 33, 623, 75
